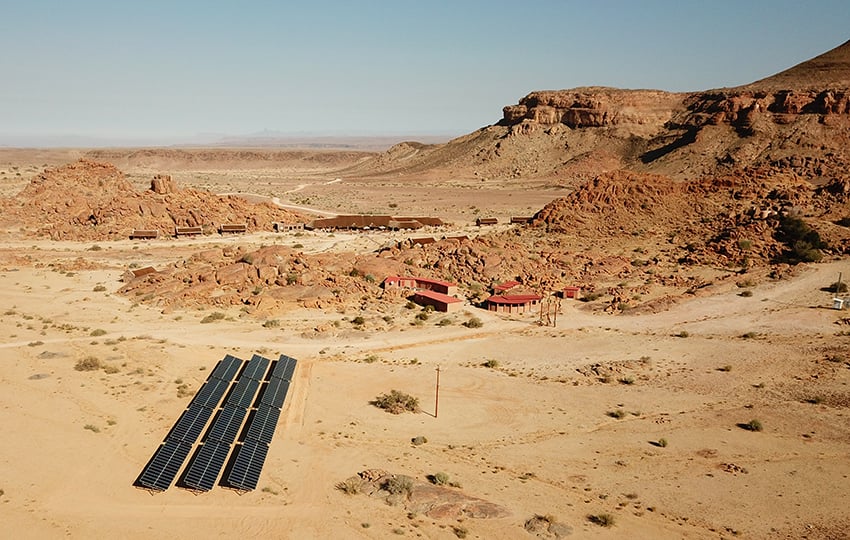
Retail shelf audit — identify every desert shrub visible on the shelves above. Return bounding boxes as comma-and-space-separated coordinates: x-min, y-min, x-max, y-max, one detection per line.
291, 243, 304, 249
482, 359, 499, 368
742, 419, 763, 432
741, 331, 759, 339
805, 396, 823, 404
452, 525, 468, 538
373, 390, 420, 414
657, 438, 668, 447
262, 319, 280, 328
200, 312, 225, 324
618, 376, 635, 385
737, 239, 752, 250
739, 290, 753, 297
285, 273, 299, 285
75, 356, 102, 371
93, 285, 107, 292
382, 475, 414, 496
607, 409, 627, 419
437, 318, 453, 326
429, 472, 450, 486
351, 316, 366, 326
83, 424, 100, 433
88, 244, 103, 251
675, 330, 689, 338
239, 253, 255, 265
463, 316, 483, 328
415, 311, 429, 322
588, 513, 615, 527
364, 274, 376, 283
411, 435, 428, 446
90, 329, 107, 337
580, 291, 603, 302
363, 354, 379, 363
718, 364, 732, 372
348, 268, 361, 277
776, 215, 825, 263
337, 477, 364, 495
27, 341, 44, 347
829, 281, 849, 293
405, 301, 416, 309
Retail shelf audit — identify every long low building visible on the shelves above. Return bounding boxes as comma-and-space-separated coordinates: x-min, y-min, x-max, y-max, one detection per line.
412, 290, 462, 313
308, 215, 444, 230
383, 276, 458, 296
485, 293, 542, 314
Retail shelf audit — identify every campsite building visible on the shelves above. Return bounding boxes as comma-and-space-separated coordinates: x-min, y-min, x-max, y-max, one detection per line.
383, 276, 458, 296
485, 293, 542, 314
412, 290, 462, 313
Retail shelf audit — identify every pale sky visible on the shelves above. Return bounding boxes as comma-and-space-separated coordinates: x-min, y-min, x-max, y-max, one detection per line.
1, 1, 848, 145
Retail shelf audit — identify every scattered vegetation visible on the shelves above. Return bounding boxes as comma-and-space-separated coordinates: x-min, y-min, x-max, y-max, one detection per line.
337, 477, 364, 495
262, 319, 280, 328
618, 375, 635, 385
93, 285, 107, 292
607, 409, 627, 419
828, 281, 849, 293
382, 475, 414, 496
717, 364, 732, 372
776, 215, 826, 263
372, 390, 420, 414
580, 291, 603, 302
741, 331, 759, 339
90, 328, 107, 337
739, 290, 753, 297
463, 316, 483, 328
675, 330, 689, 338
74, 356, 102, 371
362, 354, 380, 364
428, 472, 450, 486
411, 435, 428, 446
83, 424, 100, 433
482, 359, 499, 368
588, 513, 616, 527
200, 312, 226, 324
452, 525, 468, 538
740, 419, 763, 432
656, 438, 668, 448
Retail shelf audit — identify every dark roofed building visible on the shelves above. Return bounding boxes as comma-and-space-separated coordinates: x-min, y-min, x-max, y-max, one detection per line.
486, 294, 542, 314
413, 290, 462, 313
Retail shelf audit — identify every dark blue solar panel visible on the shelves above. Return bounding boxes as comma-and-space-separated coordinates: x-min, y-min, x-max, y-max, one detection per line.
272, 355, 297, 381
206, 405, 247, 445
242, 354, 270, 381
245, 404, 281, 445
138, 439, 193, 491
211, 355, 243, 382
190, 377, 231, 409
183, 441, 232, 492
168, 405, 213, 443
225, 378, 260, 409
227, 439, 269, 491
260, 377, 291, 409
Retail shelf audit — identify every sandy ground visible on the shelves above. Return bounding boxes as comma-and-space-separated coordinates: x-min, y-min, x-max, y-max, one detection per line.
1, 151, 849, 539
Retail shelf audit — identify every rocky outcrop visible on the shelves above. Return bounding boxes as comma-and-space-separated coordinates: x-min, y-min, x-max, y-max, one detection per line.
502, 87, 685, 130
2, 160, 305, 240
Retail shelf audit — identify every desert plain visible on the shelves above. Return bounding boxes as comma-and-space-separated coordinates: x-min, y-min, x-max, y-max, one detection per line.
0, 146, 847, 540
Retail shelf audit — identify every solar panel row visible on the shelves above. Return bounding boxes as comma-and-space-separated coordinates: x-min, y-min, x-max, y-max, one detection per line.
226, 377, 260, 409
206, 405, 247, 445
243, 354, 270, 381
183, 440, 232, 492
272, 355, 297, 381
260, 377, 291, 409
211, 354, 243, 382
245, 404, 282, 445
138, 439, 193, 491
137, 354, 246, 492
226, 438, 269, 491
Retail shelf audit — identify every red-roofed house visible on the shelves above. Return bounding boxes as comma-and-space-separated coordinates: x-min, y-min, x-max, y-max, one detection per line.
486, 294, 543, 314
562, 286, 582, 299
493, 280, 520, 293
383, 276, 458, 296
413, 290, 462, 313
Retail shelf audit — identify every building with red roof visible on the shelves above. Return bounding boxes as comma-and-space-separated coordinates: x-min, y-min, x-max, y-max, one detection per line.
413, 290, 462, 313
485, 293, 543, 314
383, 276, 458, 296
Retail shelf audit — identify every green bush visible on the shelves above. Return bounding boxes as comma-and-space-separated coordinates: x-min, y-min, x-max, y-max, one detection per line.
429, 472, 450, 486
90, 329, 107, 337
482, 359, 499, 368
372, 390, 420, 414
200, 312, 226, 324
75, 356, 102, 371
463, 316, 483, 328
776, 215, 825, 263
588, 513, 615, 527
382, 475, 414, 496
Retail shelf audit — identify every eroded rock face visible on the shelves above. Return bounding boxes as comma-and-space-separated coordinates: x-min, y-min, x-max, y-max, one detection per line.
502, 87, 685, 129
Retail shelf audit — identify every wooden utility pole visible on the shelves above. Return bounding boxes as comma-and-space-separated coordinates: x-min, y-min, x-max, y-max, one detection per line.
435, 366, 441, 418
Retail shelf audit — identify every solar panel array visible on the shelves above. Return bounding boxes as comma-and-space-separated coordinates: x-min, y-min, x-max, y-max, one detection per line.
181, 354, 270, 491
225, 354, 297, 491
138, 353, 296, 493
137, 355, 243, 492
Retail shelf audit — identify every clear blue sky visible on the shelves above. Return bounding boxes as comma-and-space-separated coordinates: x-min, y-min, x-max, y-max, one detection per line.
1, 0, 848, 144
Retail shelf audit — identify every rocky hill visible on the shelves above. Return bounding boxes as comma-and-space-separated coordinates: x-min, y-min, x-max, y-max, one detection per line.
349, 39, 850, 185
0, 159, 304, 240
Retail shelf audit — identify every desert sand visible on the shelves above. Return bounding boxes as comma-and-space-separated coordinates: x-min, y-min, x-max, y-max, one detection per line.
0, 149, 848, 540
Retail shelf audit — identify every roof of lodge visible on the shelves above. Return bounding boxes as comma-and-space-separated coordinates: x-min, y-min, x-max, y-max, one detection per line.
414, 290, 462, 304
486, 294, 543, 304
384, 276, 457, 288
494, 280, 520, 291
